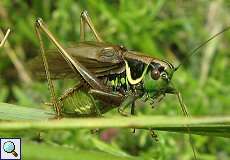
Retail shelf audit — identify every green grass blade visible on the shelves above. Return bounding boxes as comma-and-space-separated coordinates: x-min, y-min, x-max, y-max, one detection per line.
23, 142, 139, 160
91, 138, 131, 157
0, 102, 55, 120
152, 126, 230, 138
0, 102, 229, 138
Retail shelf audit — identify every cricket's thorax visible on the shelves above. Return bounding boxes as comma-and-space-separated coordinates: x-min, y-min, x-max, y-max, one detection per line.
101, 59, 146, 95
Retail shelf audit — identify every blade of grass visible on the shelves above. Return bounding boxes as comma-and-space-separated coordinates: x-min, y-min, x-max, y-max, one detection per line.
0, 103, 229, 138
0, 117, 229, 137
91, 138, 131, 157
23, 142, 139, 160
0, 102, 55, 120
152, 126, 230, 138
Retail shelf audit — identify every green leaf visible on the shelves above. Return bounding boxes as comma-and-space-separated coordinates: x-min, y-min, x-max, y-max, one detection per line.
23, 142, 138, 160
0, 102, 55, 121
0, 103, 229, 138
91, 138, 131, 157
12, 86, 36, 106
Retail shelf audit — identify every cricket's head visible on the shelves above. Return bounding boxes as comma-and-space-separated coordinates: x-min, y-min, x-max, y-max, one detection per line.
141, 26, 230, 95
143, 59, 176, 93
123, 50, 176, 93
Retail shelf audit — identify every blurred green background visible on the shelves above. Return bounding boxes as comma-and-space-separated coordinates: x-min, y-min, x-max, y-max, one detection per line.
0, 0, 229, 159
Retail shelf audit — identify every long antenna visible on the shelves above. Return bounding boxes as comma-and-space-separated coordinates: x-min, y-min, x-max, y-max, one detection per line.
175, 26, 230, 71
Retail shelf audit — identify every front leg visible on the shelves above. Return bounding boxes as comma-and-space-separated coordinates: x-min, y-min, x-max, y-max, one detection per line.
89, 89, 123, 113
131, 102, 136, 133
150, 93, 165, 108
118, 96, 137, 116
89, 89, 137, 116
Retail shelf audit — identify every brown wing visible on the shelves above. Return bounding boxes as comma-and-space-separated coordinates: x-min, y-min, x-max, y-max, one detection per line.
28, 42, 125, 80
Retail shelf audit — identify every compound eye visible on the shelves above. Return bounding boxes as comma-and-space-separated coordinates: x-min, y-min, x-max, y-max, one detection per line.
158, 66, 165, 72
151, 69, 160, 80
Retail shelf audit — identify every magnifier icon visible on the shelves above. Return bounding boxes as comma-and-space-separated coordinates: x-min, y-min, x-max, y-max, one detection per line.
3, 141, 18, 157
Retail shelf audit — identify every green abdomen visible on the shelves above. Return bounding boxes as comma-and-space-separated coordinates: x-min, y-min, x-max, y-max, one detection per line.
62, 90, 97, 116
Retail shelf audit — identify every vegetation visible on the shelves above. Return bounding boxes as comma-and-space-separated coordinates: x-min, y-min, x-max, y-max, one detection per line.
0, 0, 229, 159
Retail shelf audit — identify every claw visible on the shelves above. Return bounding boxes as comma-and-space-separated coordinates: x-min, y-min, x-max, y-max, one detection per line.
91, 128, 100, 134
44, 101, 63, 119
118, 108, 129, 116
150, 129, 159, 142
132, 128, 136, 133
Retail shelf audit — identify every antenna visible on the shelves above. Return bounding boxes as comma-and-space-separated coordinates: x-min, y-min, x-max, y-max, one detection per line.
175, 26, 230, 71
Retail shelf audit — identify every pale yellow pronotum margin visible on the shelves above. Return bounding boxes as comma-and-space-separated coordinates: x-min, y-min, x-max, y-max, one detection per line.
124, 60, 150, 85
